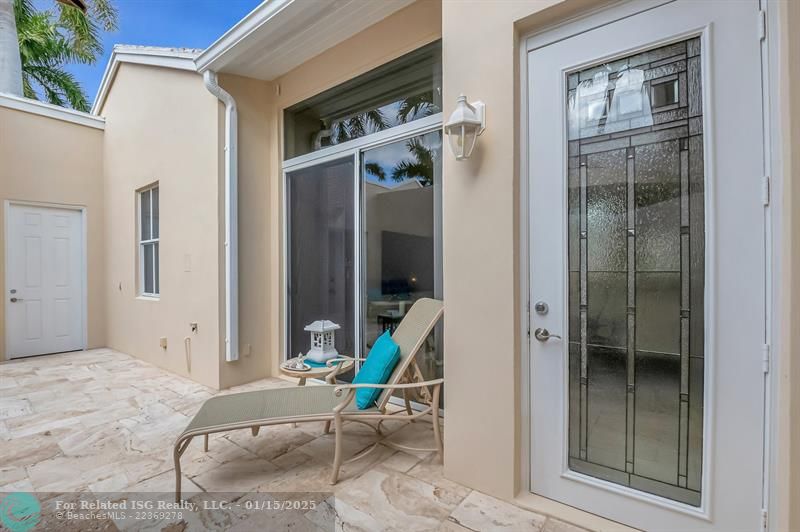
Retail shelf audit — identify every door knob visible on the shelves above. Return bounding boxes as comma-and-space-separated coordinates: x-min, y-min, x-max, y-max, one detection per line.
9, 297, 23, 303
534, 328, 561, 342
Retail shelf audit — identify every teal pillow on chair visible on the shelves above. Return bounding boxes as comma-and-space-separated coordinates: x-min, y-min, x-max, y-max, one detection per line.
352, 331, 400, 409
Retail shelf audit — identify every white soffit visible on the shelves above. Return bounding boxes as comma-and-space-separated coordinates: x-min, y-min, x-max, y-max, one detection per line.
92, 45, 200, 115
194, 0, 416, 80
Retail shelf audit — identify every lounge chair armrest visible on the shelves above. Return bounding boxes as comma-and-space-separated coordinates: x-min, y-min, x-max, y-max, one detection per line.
333, 378, 444, 397
324, 357, 362, 384
325, 357, 366, 367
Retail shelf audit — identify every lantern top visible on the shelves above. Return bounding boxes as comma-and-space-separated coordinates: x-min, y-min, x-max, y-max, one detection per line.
444, 94, 484, 133
304, 320, 341, 332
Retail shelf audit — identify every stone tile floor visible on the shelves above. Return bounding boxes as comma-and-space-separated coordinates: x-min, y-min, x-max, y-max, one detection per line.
0, 348, 593, 531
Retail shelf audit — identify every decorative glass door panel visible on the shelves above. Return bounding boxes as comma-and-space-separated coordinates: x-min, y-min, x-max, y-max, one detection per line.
566, 38, 705, 506
528, 2, 765, 530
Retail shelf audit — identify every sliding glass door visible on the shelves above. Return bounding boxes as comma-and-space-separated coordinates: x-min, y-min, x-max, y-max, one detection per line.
286, 157, 355, 368
362, 131, 443, 383
284, 128, 442, 389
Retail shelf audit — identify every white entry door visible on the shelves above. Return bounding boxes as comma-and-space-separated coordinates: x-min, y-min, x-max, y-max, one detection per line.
5, 204, 84, 358
528, 1, 766, 530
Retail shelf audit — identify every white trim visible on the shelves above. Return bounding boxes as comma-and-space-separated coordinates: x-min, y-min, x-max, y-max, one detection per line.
194, 0, 415, 80
92, 45, 199, 115
137, 183, 160, 298
0, 92, 104, 129
762, 2, 783, 530
283, 114, 443, 171
4, 200, 88, 358
194, 0, 295, 73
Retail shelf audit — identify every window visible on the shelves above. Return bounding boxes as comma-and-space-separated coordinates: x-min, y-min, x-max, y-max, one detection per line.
283, 41, 442, 159
139, 184, 159, 296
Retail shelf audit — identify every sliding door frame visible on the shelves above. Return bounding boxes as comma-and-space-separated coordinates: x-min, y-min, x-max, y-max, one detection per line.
282, 113, 443, 367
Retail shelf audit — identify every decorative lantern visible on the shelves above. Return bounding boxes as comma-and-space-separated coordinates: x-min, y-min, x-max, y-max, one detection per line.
304, 320, 341, 363
444, 94, 486, 160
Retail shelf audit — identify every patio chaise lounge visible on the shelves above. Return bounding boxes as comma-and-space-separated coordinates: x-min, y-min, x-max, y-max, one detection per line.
173, 298, 444, 501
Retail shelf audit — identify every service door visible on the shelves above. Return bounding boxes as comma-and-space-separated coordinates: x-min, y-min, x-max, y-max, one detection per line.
6, 204, 84, 358
528, 1, 766, 530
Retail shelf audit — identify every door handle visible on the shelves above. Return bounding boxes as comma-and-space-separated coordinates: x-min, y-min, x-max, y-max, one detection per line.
9, 297, 23, 303
534, 328, 561, 342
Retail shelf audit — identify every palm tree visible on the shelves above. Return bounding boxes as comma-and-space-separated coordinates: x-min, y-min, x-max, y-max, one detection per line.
0, 0, 117, 111
331, 109, 389, 143
391, 137, 437, 187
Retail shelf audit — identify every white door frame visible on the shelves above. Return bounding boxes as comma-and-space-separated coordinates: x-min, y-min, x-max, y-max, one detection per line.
4, 200, 88, 358
517, 0, 782, 527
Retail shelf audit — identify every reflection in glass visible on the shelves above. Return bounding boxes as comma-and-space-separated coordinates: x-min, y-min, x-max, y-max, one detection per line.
284, 42, 442, 160
362, 131, 443, 388
566, 38, 704, 506
287, 158, 355, 375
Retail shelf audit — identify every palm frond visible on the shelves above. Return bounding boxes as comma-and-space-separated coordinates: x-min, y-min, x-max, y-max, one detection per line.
24, 64, 89, 111
396, 92, 436, 123
364, 162, 386, 181
13, 0, 118, 111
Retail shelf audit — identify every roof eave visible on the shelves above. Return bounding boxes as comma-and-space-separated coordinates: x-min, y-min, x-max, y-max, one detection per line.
193, 0, 294, 74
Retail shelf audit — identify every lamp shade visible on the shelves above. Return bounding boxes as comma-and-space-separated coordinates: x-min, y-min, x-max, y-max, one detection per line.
444, 95, 485, 160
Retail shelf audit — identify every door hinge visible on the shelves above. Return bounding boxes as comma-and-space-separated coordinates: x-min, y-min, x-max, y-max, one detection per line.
762, 344, 771, 374
758, 10, 767, 41
761, 508, 768, 532
762, 175, 770, 206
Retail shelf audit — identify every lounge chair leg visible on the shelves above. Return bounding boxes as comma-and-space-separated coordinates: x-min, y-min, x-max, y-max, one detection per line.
324, 420, 332, 434
203, 434, 209, 452
330, 414, 344, 485
403, 389, 415, 422
174, 436, 192, 503
432, 384, 443, 462
251, 426, 260, 436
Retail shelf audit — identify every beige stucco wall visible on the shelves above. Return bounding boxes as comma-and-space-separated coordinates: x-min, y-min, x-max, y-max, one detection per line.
0, 105, 106, 361
100, 63, 222, 389
217, 73, 275, 389
775, 1, 800, 530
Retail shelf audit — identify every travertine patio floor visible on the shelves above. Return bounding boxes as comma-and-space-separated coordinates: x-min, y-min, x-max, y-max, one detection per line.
0, 348, 592, 531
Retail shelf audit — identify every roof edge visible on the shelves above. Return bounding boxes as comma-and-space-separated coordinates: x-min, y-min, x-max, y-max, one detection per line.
193, 0, 294, 73
91, 45, 201, 115
0, 92, 105, 129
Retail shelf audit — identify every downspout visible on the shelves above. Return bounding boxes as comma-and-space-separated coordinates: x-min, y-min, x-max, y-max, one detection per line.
203, 70, 239, 362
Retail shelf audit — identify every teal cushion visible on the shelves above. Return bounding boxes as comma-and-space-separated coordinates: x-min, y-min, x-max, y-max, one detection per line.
352, 331, 400, 409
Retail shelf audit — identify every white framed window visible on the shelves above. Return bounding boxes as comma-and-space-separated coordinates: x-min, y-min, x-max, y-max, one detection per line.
138, 184, 159, 297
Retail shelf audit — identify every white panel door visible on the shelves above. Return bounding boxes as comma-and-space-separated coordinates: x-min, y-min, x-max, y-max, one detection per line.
6, 204, 84, 358
528, 1, 765, 530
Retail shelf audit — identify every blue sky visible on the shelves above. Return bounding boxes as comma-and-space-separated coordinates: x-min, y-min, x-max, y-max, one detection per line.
47, 0, 262, 106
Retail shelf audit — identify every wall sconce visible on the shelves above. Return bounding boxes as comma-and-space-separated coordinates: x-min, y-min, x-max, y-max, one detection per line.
444, 94, 486, 160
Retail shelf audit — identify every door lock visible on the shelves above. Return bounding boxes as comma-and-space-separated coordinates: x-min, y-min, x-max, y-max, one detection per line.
533, 328, 561, 342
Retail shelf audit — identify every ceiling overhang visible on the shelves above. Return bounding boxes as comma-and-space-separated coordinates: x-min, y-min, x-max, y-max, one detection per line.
193, 0, 415, 80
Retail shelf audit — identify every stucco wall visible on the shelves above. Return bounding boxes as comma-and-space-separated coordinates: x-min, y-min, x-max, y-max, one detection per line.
775, 1, 800, 529
217, 73, 275, 389
100, 63, 222, 389
0, 105, 106, 361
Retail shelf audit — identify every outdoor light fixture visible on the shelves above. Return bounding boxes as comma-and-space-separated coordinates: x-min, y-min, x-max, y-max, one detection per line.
444, 94, 485, 160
